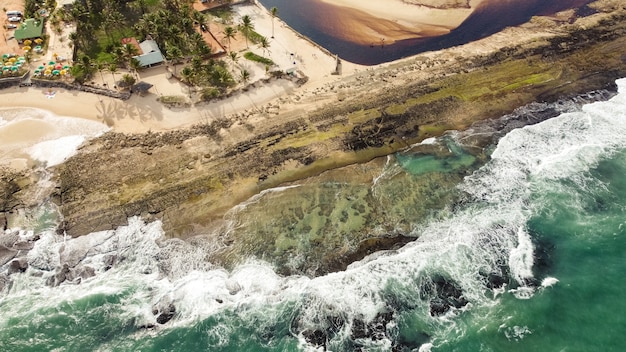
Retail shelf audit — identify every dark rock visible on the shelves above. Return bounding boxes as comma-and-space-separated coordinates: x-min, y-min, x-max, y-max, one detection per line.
12, 241, 34, 250
0, 273, 10, 292
154, 303, 176, 324
0, 230, 19, 248
46, 264, 71, 287
0, 245, 17, 266
0, 213, 6, 231
427, 276, 468, 316
7, 257, 29, 275
303, 329, 327, 349
68, 265, 96, 283
103, 254, 117, 271
351, 311, 394, 341
486, 270, 509, 289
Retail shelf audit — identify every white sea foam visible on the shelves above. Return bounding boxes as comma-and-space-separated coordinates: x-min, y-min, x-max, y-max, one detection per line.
1, 79, 626, 349
0, 107, 108, 167
27, 135, 87, 167
540, 277, 559, 288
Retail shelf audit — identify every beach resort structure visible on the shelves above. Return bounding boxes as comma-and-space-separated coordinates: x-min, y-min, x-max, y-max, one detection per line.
122, 38, 165, 68
14, 18, 44, 43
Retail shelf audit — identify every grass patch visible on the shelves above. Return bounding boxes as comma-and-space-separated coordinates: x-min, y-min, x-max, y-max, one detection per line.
209, 6, 234, 22
244, 52, 274, 66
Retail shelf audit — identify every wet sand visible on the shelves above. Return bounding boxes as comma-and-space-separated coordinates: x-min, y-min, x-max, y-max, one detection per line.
314, 0, 483, 45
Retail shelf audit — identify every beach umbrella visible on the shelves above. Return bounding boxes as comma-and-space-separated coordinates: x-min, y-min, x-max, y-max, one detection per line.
54, 64, 62, 70
2, 66, 9, 71
52, 70, 60, 75
60, 69, 66, 75
38, 65, 45, 70
2, 54, 8, 59
23, 40, 32, 46
34, 38, 43, 44
49, 61, 55, 65
10, 66, 18, 71
8, 57, 16, 62
23, 46, 31, 52
4, 62, 12, 67
18, 56, 24, 60
63, 65, 70, 69
44, 69, 51, 75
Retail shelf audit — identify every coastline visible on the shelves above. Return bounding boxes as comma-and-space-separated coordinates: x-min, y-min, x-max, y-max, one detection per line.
1, 1, 626, 240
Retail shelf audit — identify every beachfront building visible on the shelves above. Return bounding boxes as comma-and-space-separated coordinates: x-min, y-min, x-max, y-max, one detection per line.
136, 39, 165, 67
14, 19, 44, 43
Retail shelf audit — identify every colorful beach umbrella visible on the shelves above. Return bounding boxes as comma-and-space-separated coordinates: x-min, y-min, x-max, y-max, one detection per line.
38, 65, 45, 70
23, 46, 31, 52
52, 70, 60, 75
8, 57, 16, 62
23, 40, 32, 46
2, 66, 9, 71
63, 65, 70, 69
2, 54, 8, 59
49, 61, 55, 65
10, 66, 18, 71
34, 38, 43, 44
60, 69, 66, 75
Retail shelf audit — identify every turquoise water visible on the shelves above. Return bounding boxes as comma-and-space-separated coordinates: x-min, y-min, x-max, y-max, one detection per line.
1, 79, 626, 351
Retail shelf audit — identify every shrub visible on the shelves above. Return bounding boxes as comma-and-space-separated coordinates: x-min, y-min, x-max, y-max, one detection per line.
243, 52, 273, 66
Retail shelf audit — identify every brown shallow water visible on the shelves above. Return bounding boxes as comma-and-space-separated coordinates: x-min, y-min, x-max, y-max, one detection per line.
258, 0, 593, 64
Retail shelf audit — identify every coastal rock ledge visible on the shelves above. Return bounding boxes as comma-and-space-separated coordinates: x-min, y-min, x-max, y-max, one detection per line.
2, 3, 626, 276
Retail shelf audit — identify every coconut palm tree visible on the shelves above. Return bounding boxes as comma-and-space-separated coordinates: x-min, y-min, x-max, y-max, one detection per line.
270, 7, 278, 38
240, 69, 250, 84
258, 36, 270, 57
223, 26, 236, 51
229, 51, 239, 64
129, 58, 143, 78
239, 15, 254, 49
109, 63, 118, 86
94, 62, 107, 86
180, 66, 194, 85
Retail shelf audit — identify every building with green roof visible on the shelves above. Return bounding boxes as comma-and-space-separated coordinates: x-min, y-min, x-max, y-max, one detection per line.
14, 19, 44, 43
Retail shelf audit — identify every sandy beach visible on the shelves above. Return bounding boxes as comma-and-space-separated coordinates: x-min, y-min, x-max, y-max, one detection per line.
315, 0, 484, 44
0, 2, 365, 168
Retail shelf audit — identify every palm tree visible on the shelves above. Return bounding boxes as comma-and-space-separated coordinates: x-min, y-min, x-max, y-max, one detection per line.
129, 58, 142, 78
166, 45, 183, 74
270, 7, 278, 38
239, 15, 254, 49
229, 51, 239, 63
94, 62, 106, 86
223, 26, 236, 52
109, 63, 118, 87
240, 69, 250, 84
180, 66, 194, 85
258, 36, 270, 57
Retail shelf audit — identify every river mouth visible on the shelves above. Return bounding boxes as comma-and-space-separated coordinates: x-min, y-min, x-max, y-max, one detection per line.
258, 0, 593, 65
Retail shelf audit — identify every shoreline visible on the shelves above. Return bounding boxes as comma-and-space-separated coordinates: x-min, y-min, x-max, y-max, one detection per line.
1, 2, 625, 238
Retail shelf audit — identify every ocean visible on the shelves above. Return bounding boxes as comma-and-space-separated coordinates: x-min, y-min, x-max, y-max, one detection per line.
1, 78, 625, 351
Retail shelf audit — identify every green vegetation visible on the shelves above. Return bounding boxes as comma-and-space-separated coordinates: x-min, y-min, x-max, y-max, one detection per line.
57, 0, 251, 95
244, 51, 273, 66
